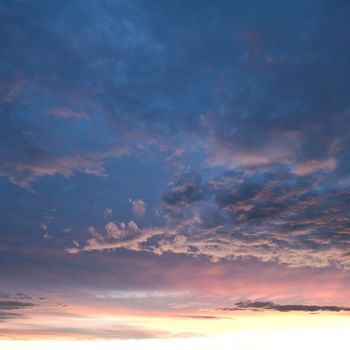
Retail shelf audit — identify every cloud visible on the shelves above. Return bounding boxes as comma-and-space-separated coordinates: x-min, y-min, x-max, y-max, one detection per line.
0, 301, 36, 310
47, 107, 88, 121
0, 293, 33, 300
69, 167, 350, 270
0, 291, 195, 340
0, 146, 129, 189
129, 199, 147, 217
161, 171, 207, 208
103, 207, 113, 220
0, 312, 22, 321
220, 300, 350, 313
0, 295, 37, 323
174, 315, 226, 320
0, 324, 174, 340
2, 0, 350, 298
292, 158, 337, 176
1, 0, 349, 199
208, 132, 300, 169
66, 220, 170, 254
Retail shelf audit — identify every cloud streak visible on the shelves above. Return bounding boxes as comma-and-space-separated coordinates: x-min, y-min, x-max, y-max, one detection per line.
220, 300, 350, 313
0, 146, 129, 189
0, 294, 37, 323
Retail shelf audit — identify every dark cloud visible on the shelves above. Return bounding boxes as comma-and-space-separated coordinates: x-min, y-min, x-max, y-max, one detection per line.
162, 171, 207, 208
220, 300, 350, 313
0, 295, 37, 323
0, 292, 32, 300
0, 301, 36, 310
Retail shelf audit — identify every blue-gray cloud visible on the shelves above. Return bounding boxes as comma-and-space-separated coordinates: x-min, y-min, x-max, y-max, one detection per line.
0, 294, 37, 323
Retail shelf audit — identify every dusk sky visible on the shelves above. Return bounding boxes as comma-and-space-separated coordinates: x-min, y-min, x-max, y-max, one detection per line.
1, 1, 350, 349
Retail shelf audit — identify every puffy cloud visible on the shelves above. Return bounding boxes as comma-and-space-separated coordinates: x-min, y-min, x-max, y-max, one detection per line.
129, 199, 146, 217
69, 168, 350, 270
66, 220, 171, 254
154, 235, 191, 256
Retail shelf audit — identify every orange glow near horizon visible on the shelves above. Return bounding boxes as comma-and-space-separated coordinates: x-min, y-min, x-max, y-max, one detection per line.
1, 312, 350, 349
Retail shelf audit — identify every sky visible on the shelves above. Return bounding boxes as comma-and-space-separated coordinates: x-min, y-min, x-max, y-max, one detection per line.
1, 0, 350, 349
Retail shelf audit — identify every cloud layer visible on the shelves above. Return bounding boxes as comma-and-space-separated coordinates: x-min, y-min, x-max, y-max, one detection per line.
68, 167, 350, 270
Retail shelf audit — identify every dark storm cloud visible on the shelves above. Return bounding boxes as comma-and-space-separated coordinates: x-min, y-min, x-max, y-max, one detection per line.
220, 300, 350, 313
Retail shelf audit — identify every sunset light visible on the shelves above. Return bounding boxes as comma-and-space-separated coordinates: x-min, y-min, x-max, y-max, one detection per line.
1, 1, 350, 349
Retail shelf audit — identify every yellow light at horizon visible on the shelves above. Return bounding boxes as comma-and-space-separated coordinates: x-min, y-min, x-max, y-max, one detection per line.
1, 326, 350, 350
1, 313, 350, 350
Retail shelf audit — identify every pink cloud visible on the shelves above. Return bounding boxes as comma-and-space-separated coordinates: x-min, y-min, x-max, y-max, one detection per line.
292, 157, 337, 176
0, 146, 129, 190
129, 199, 147, 217
208, 131, 301, 169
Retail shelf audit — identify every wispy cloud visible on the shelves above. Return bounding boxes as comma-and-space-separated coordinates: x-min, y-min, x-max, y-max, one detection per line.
220, 300, 350, 313
0, 146, 129, 190
0, 324, 174, 340
47, 107, 88, 122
